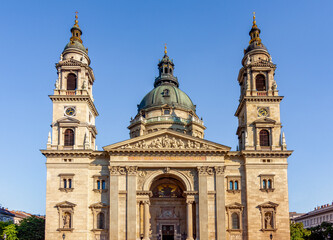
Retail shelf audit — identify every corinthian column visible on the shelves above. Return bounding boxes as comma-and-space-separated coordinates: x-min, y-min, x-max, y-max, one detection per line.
143, 200, 150, 240
186, 200, 194, 240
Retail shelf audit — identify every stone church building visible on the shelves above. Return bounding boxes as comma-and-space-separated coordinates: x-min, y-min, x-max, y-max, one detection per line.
42, 13, 292, 240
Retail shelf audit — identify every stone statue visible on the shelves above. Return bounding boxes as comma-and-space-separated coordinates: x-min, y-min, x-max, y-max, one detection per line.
246, 55, 251, 65
62, 212, 70, 228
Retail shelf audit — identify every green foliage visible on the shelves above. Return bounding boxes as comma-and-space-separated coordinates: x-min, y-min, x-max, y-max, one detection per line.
2, 224, 18, 240
0, 222, 12, 240
16, 216, 45, 240
307, 222, 333, 240
290, 222, 311, 240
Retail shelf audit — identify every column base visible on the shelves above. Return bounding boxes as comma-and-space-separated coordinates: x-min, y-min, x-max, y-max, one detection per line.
143, 238, 150, 240
186, 237, 194, 240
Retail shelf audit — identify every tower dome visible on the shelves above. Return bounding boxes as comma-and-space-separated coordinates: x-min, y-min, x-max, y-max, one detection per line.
61, 12, 90, 65
128, 46, 205, 138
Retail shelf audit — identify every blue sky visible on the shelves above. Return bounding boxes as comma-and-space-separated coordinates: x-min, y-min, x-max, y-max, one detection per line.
0, 0, 332, 215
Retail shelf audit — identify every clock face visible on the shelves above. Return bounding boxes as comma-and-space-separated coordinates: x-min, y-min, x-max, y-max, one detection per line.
258, 107, 269, 117
65, 107, 76, 116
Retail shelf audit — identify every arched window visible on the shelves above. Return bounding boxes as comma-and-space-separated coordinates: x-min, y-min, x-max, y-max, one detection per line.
97, 212, 104, 229
68, 179, 72, 188
64, 129, 74, 146
263, 180, 267, 189
259, 130, 270, 146
229, 181, 233, 190
63, 179, 67, 188
234, 181, 239, 190
165, 68, 168, 74
256, 74, 266, 91
231, 213, 240, 229
102, 180, 106, 190
267, 179, 272, 189
67, 73, 77, 90
97, 180, 100, 190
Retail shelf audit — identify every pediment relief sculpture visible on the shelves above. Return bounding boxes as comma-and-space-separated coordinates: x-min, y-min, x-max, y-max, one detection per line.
119, 135, 216, 150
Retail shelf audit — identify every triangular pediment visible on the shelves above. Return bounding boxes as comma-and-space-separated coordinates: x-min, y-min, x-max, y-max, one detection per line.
258, 201, 279, 208
226, 202, 244, 209
252, 117, 276, 124
57, 117, 80, 124
103, 129, 230, 152
55, 201, 76, 208
57, 58, 86, 67
89, 202, 108, 209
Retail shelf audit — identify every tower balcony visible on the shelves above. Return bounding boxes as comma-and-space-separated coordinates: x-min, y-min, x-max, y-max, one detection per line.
53, 89, 90, 96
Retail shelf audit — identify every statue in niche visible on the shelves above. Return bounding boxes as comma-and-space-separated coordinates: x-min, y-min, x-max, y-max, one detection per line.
264, 212, 273, 229
62, 212, 71, 228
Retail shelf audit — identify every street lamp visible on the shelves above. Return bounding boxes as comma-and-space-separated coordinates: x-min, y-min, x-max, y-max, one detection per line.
62, 233, 66, 240
270, 233, 273, 240
140, 233, 143, 240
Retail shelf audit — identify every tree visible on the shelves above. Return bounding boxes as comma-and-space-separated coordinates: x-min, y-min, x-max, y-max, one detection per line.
0, 221, 12, 240
290, 222, 311, 240
17, 216, 45, 240
2, 224, 18, 240
308, 222, 333, 240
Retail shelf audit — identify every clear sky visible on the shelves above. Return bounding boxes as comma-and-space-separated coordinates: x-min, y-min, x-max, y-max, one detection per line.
0, 0, 332, 215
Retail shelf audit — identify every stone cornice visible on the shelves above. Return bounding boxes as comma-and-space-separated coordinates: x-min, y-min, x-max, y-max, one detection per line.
49, 95, 99, 117
241, 150, 293, 158
235, 96, 284, 117
41, 149, 94, 157
107, 149, 229, 156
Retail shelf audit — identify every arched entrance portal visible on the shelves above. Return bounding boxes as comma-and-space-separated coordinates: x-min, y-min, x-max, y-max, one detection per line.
148, 174, 195, 240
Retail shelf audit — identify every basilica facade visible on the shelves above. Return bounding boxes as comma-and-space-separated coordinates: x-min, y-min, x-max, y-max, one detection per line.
42, 14, 292, 240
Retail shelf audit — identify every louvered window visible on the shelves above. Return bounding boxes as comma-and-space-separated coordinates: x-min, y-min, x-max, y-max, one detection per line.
256, 74, 266, 91
64, 129, 74, 146
259, 130, 270, 146
67, 73, 77, 90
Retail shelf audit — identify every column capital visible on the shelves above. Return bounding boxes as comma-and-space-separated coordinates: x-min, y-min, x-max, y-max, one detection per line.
126, 166, 138, 175
109, 166, 126, 175
197, 166, 214, 175
214, 166, 226, 175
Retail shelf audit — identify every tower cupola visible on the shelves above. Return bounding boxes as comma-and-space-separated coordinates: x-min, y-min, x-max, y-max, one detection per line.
244, 12, 268, 55
70, 12, 83, 44
63, 12, 89, 60
154, 44, 179, 88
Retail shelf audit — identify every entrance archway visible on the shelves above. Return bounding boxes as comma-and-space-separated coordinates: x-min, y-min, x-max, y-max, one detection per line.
150, 175, 185, 240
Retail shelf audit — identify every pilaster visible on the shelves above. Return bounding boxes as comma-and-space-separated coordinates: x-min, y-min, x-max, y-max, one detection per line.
197, 166, 210, 240
126, 166, 138, 240
215, 166, 226, 240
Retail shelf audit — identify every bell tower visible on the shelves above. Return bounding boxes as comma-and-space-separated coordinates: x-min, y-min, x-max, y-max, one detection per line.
47, 13, 98, 150
235, 13, 287, 151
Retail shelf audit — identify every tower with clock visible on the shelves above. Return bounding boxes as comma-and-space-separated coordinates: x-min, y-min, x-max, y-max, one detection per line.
47, 13, 98, 151
235, 13, 286, 151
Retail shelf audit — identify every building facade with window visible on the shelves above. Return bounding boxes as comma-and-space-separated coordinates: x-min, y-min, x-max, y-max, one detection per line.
294, 203, 333, 229
42, 13, 292, 240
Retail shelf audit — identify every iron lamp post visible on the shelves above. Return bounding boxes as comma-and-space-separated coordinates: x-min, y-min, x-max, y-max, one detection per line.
62, 233, 66, 240
270, 233, 273, 239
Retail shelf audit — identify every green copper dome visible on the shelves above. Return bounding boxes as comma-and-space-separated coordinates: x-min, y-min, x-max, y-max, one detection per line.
138, 85, 196, 111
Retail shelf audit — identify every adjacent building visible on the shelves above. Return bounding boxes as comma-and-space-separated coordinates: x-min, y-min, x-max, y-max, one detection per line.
42, 13, 292, 240
294, 203, 333, 229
